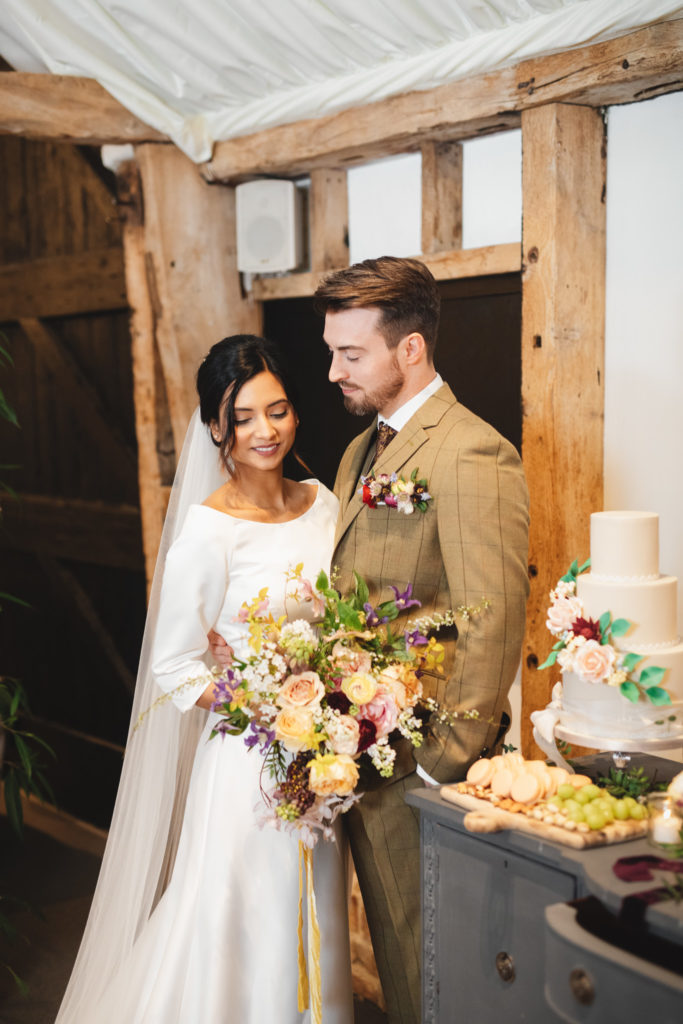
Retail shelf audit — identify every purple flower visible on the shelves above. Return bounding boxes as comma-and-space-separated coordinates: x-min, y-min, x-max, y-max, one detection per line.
357, 719, 377, 752
244, 720, 275, 754
404, 628, 429, 647
364, 602, 389, 627
389, 584, 421, 611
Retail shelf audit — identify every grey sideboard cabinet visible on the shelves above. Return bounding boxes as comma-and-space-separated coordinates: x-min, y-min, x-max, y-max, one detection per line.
406, 788, 683, 1024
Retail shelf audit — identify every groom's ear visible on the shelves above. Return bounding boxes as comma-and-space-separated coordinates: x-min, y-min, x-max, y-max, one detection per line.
402, 332, 427, 365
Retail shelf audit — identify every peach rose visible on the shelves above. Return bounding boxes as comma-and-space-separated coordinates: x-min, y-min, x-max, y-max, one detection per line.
325, 714, 360, 755
274, 707, 316, 752
572, 638, 616, 684
546, 594, 584, 635
329, 642, 372, 676
341, 672, 378, 706
359, 689, 399, 739
309, 753, 359, 796
276, 671, 325, 709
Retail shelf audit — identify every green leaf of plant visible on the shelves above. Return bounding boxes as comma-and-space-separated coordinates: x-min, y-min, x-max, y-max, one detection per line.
578, 558, 591, 574
353, 571, 369, 606
610, 618, 631, 637
622, 652, 644, 672
2, 963, 29, 996
645, 686, 672, 706
20, 732, 56, 759
3, 772, 23, 837
538, 651, 557, 669
13, 735, 33, 780
619, 680, 640, 703
315, 570, 329, 592
0, 591, 30, 608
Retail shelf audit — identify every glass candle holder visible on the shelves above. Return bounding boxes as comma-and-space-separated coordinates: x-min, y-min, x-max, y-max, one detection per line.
646, 792, 683, 853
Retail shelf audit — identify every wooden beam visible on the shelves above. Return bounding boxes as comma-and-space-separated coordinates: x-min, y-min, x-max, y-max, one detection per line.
0, 247, 127, 320
0, 72, 166, 144
118, 160, 168, 588
520, 104, 606, 757
0, 493, 143, 570
203, 19, 683, 182
309, 169, 349, 271
421, 141, 463, 254
135, 144, 262, 453
18, 317, 138, 491
37, 554, 135, 695
250, 243, 521, 301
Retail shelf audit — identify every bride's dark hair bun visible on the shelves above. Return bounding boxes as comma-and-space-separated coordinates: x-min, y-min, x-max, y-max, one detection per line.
196, 334, 300, 472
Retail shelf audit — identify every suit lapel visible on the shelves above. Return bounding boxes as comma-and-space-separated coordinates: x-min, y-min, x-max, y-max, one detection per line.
335, 384, 457, 542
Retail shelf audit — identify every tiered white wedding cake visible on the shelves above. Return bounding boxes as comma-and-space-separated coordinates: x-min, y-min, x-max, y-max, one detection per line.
532, 511, 683, 761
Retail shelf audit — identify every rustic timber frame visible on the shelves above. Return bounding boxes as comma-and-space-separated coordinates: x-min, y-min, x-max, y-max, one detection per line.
1, 17, 681, 749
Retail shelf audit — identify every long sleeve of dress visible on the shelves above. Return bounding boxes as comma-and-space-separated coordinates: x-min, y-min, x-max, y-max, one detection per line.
152, 508, 229, 712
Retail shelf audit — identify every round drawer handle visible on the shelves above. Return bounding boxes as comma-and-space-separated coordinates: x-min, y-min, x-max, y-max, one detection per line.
569, 967, 595, 1005
495, 951, 515, 983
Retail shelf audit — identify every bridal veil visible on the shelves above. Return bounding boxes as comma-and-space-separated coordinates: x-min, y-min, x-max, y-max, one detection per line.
56, 409, 226, 1022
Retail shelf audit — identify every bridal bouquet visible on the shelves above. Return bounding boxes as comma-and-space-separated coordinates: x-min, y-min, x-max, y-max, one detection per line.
207, 567, 487, 844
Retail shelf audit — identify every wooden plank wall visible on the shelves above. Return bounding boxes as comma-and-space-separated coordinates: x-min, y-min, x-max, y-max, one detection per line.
0, 135, 145, 826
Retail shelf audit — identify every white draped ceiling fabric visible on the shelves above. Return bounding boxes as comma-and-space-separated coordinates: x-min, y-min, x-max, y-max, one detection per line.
1, 0, 681, 161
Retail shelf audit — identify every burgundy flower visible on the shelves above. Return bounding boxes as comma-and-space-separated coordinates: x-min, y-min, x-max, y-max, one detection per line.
357, 719, 377, 752
571, 616, 602, 642
326, 690, 352, 714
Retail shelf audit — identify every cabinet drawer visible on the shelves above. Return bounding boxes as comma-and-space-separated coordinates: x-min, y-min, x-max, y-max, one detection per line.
424, 822, 576, 1022
544, 902, 683, 1023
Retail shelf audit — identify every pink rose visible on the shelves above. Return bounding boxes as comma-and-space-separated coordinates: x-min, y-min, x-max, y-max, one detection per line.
325, 714, 360, 755
330, 642, 372, 676
546, 595, 584, 635
572, 639, 616, 684
358, 688, 399, 739
276, 671, 325, 709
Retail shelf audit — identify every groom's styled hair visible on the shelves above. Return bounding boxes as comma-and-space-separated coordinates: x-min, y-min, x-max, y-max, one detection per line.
314, 256, 441, 357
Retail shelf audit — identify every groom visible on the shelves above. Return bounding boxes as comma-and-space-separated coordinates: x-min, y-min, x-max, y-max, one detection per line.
313, 256, 529, 1023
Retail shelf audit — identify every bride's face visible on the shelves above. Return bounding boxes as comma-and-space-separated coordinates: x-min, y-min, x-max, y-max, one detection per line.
226, 370, 297, 473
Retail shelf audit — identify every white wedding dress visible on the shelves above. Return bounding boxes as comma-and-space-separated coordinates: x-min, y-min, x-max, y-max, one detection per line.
90, 481, 353, 1024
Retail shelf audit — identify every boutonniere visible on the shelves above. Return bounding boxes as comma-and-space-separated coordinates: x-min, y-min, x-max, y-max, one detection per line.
358, 468, 432, 515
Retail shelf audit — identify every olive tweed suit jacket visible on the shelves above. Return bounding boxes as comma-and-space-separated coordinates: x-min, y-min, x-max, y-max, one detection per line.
333, 382, 530, 783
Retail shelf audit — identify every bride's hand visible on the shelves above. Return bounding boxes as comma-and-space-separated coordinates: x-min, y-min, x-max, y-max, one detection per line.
208, 628, 234, 667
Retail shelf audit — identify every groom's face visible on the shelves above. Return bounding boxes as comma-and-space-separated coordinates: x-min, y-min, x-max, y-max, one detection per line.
324, 307, 405, 418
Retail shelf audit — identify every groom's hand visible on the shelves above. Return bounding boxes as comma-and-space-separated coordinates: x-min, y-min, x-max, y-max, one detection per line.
208, 629, 234, 667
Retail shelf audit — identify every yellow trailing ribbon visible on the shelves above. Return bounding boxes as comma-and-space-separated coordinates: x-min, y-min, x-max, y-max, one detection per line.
297, 840, 322, 1023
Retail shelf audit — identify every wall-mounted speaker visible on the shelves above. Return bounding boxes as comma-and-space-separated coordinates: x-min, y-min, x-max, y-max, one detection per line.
235, 179, 304, 273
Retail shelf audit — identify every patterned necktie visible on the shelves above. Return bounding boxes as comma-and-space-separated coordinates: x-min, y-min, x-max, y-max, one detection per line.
374, 421, 398, 463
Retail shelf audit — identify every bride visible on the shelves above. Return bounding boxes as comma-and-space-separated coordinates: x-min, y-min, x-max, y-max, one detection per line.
56, 335, 353, 1023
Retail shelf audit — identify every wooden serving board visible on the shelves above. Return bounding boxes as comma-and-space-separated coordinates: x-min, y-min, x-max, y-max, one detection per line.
440, 785, 648, 850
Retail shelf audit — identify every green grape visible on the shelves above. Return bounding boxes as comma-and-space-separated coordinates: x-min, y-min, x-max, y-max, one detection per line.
567, 806, 586, 823
558, 784, 576, 800
614, 800, 629, 820
585, 809, 607, 830
582, 784, 602, 801
574, 787, 593, 805
623, 796, 639, 809
629, 803, 647, 820
563, 799, 581, 815
548, 795, 564, 810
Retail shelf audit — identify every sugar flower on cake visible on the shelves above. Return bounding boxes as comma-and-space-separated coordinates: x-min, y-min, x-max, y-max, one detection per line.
540, 558, 672, 708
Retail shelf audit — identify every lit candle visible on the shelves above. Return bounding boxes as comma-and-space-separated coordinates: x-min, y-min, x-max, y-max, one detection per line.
651, 807, 683, 845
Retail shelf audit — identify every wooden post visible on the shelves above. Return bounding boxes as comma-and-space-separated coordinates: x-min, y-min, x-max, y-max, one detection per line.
119, 146, 261, 586
135, 144, 261, 455
309, 168, 349, 271
421, 140, 463, 254
520, 103, 606, 756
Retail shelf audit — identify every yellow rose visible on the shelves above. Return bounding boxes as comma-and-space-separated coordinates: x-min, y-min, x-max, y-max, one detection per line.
274, 707, 316, 752
341, 673, 378, 706
309, 753, 359, 796
276, 671, 325, 709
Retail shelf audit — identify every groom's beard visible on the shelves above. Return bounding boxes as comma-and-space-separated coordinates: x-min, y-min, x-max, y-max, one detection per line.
342, 358, 404, 417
